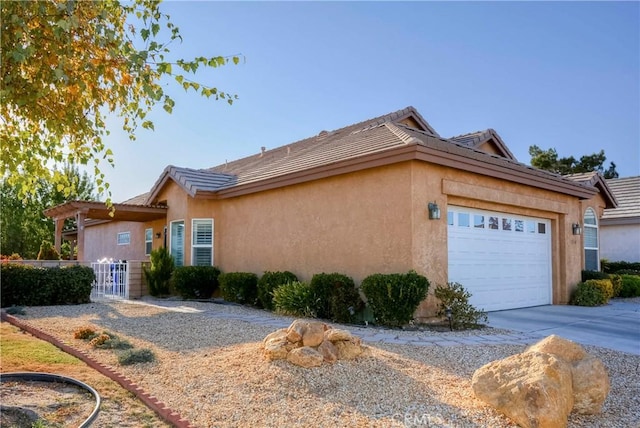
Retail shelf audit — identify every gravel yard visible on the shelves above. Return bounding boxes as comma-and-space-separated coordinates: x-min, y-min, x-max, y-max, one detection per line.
10, 300, 640, 428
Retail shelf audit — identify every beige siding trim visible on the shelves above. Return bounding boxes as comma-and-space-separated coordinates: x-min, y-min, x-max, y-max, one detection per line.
442, 179, 569, 214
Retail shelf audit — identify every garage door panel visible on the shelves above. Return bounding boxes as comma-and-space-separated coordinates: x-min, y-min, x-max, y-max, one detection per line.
447, 207, 551, 312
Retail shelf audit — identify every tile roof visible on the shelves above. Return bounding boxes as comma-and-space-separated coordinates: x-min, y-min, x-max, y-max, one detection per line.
146, 166, 236, 202
449, 129, 517, 161
143, 106, 599, 203
565, 172, 617, 209
602, 176, 640, 220
121, 192, 150, 205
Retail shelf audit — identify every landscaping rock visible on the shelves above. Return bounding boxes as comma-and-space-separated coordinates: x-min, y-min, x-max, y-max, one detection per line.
334, 337, 364, 360
317, 339, 338, 363
526, 335, 609, 415
472, 351, 574, 428
526, 334, 587, 362
571, 356, 610, 414
287, 346, 323, 368
472, 335, 610, 427
262, 319, 364, 367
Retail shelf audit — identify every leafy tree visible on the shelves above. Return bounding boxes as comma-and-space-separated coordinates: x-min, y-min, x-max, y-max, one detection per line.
1, 0, 240, 204
0, 164, 96, 259
529, 145, 619, 178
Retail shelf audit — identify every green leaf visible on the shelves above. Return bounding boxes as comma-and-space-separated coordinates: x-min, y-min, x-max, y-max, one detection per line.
140, 28, 149, 41
233, 56, 240, 65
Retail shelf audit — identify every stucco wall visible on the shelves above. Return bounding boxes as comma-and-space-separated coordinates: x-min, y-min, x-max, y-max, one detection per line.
83, 221, 148, 262
214, 163, 415, 282
601, 224, 640, 262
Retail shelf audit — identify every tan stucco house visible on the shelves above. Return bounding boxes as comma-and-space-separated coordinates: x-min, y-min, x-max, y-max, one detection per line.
45, 107, 618, 317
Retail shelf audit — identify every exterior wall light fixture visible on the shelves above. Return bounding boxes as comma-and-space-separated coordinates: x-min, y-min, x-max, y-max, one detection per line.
572, 223, 582, 235
155, 232, 162, 239
428, 202, 441, 220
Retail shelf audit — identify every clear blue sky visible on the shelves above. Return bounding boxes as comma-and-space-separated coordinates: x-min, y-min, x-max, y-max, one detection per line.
103, 1, 639, 202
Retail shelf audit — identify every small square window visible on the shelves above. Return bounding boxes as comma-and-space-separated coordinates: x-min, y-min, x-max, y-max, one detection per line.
474, 215, 485, 228
117, 232, 131, 245
489, 216, 499, 230
502, 218, 512, 231
515, 220, 524, 232
526, 221, 536, 233
538, 223, 546, 234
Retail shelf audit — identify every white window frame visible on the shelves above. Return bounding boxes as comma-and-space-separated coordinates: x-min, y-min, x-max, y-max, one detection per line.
145, 228, 153, 256
170, 220, 185, 267
117, 231, 131, 246
583, 208, 599, 271
191, 218, 214, 266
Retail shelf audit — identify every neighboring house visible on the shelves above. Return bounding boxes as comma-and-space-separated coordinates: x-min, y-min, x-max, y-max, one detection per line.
600, 176, 640, 263
45, 106, 617, 317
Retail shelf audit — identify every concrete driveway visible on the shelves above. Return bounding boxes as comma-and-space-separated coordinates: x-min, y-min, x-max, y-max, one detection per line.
487, 300, 640, 355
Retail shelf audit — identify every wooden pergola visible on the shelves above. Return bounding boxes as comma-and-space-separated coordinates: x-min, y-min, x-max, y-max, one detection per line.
44, 201, 167, 260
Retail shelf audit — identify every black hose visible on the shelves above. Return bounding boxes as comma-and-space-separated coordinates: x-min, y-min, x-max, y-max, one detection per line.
1, 372, 101, 427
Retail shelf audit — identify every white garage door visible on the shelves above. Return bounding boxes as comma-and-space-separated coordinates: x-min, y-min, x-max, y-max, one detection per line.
447, 206, 552, 312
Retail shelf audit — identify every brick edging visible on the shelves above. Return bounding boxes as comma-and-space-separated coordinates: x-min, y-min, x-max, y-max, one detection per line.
1, 312, 193, 428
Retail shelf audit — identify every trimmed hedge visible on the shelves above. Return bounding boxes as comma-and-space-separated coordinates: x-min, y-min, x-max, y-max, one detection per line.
173, 266, 221, 299
272, 281, 316, 317
219, 272, 258, 304
257, 271, 298, 310
309, 272, 364, 323
619, 274, 640, 297
361, 271, 429, 327
581, 270, 610, 282
571, 281, 607, 306
1, 264, 94, 307
601, 260, 640, 275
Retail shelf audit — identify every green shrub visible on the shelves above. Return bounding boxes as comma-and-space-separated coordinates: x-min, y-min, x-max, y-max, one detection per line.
257, 271, 298, 310
581, 270, 610, 282
361, 271, 429, 327
585, 279, 614, 302
272, 281, 317, 318
0, 264, 93, 307
37, 240, 60, 260
5, 306, 26, 315
218, 272, 258, 304
619, 274, 640, 297
571, 282, 607, 306
434, 282, 488, 330
610, 274, 623, 297
173, 266, 221, 299
309, 272, 364, 323
601, 260, 640, 275
144, 247, 174, 296
118, 348, 156, 365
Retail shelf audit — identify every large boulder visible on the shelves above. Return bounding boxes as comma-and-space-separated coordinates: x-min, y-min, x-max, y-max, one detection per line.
570, 356, 610, 414
526, 335, 610, 414
287, 346, 324, 368
472, 335, 610, 427
472, 351, 574, 428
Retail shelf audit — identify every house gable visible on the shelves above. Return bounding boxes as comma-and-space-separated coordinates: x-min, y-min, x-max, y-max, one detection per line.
449, 129, 517, 161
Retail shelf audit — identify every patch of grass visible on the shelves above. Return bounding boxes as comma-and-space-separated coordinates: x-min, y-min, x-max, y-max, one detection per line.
1, 323, 81, 367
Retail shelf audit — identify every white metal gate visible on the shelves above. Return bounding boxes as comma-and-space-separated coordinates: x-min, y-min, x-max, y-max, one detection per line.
91, 262, 129, 300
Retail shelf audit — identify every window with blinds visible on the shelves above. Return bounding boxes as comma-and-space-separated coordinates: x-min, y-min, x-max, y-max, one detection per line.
171, 220, 185, 267
145, 228, 153, 256
192, 219, 213, 266
583, 208, 599, 271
